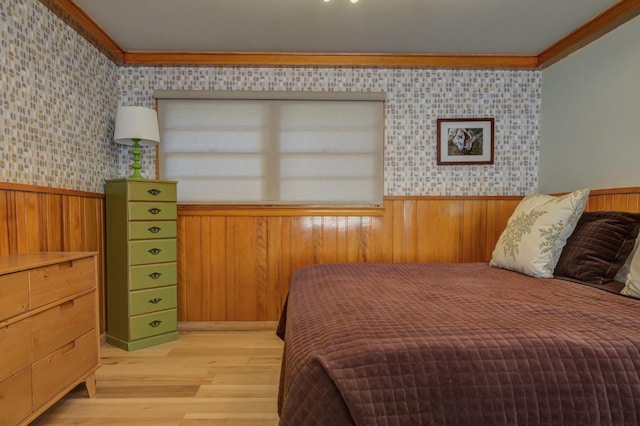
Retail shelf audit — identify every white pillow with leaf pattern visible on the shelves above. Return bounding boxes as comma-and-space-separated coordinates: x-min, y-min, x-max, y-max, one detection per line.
621, 247, 640, 299
490, 188, 590, 278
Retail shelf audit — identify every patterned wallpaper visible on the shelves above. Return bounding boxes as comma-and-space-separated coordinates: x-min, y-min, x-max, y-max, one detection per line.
3, 0, 541, 196
0, 0, 118, 193
118, 67, 541, 196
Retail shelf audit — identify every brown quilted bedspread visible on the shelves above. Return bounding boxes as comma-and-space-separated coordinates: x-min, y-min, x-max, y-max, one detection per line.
277, 263, 640, 425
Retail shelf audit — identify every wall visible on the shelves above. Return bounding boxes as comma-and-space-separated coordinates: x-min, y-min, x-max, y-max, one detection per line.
116, 66, 544, 321
1, 0, 117, 332
539, 15, 640, 193
1, 0, 544, 197
118, 67, 541, 196
0, 0, 119, 193
3, 0, 550, 326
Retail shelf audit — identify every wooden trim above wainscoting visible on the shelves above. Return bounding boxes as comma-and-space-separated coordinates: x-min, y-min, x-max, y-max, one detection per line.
384, 195, 524, 201
0, 181, 104, 199
179, 204, 385, 217
588, 186, 640, 195
42, 0, 640, 69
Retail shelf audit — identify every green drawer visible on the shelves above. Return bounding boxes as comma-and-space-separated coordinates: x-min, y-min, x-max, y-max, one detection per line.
129, 239, 176, 265
128, 181, 176, 202
129, 221, 177, 240
129, 263, 177, 290
130, 286, 177, 316
130, 309, 177, 340
129, 202, 177, 221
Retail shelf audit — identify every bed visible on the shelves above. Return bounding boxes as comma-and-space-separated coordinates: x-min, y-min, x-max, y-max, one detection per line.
276, 192, 640, 425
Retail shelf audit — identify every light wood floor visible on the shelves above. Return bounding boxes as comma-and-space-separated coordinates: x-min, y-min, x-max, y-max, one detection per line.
32, 330, 284, 426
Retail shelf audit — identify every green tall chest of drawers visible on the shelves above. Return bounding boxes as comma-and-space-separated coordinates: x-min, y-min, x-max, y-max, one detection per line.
105, 179, 179, 351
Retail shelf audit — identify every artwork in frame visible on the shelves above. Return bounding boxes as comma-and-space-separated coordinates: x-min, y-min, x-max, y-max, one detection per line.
437, 118, 494, 165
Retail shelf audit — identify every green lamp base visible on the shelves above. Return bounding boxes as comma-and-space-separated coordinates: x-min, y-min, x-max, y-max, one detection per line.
129, 138, 144, 179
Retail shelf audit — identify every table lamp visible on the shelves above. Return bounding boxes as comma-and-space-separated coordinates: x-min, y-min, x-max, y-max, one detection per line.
114, 106, 160, 179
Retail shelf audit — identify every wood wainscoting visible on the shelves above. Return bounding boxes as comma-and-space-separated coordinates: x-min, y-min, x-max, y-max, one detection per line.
1, 183, 638, 327
177, 197, 523, 322
0, 183, 106, 332
177, 187, 640, 323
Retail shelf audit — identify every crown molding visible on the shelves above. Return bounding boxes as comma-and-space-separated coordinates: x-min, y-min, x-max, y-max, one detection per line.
537, 0, 640, 68
123, 51, 538, 68
41, 0, 640, 69
37, 0, 125, 65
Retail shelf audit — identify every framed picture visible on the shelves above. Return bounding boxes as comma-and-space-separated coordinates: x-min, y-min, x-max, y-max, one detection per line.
437, 118, 494, 165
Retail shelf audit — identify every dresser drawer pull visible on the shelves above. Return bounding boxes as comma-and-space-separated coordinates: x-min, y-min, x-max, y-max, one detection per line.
148, 272, 162, 279
148, 208, 162, 215
149, 320, 162, 328
149, 297, 163, 304
147, 189, 162, 196
148, 248, 162, 255
148, 226, 162, 233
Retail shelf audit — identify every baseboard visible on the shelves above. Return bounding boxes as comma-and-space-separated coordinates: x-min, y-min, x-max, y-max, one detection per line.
177, 321, 279, 332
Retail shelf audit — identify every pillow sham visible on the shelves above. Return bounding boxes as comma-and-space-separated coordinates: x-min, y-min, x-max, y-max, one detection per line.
490, 188, 589, 278
622, 246, 640, 299
615, 234, 640, 282
554, 211, 640, 284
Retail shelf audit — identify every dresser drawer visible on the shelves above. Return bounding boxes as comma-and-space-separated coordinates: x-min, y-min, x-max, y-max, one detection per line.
128, 181, 176, 202
32, 329, 98, 410
129, 202, 177, 221
31, 293, 95, 361
130, 309, 177, 341
0, 270, 29, 321
129, 239, 177, 265
129, 220, 177, 240
130, 262, 177, 290
0, 318, 32, 380
30, 257, 95, 309
130, 286, 177, 316
0, 368, 32, 426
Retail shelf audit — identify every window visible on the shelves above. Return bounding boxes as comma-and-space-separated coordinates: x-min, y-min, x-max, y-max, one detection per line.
156, 91, 384, 205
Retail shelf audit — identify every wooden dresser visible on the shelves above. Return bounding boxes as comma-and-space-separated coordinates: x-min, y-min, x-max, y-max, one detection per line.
105, 179, 178, 351
0, 252, 99, 426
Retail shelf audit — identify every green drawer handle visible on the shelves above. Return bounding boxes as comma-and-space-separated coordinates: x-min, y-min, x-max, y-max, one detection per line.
147, 189, 161, 196
148, 248, 162, 255
149, 297, 163, 304
148, 272, 162, 279
148, 208, 161, 215
148, 226, 162, 233
149, 320, 162, 328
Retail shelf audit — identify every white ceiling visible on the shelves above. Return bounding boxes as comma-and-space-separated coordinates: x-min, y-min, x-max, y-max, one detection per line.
73, 0, 620, 55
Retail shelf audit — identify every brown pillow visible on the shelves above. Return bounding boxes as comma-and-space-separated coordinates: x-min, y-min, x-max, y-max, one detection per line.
554, 211, 640, 284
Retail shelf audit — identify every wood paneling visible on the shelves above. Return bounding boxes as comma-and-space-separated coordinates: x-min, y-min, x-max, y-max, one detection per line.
0, 185, 105, 333
3, 184, 638, 327
177, 197, 523, 322
177, 188, 640, 322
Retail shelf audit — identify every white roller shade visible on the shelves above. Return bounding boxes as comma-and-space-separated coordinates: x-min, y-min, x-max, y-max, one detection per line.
157, 94, 384, 205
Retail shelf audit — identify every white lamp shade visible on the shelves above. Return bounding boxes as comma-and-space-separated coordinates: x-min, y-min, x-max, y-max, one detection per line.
114, 106, 160, 146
